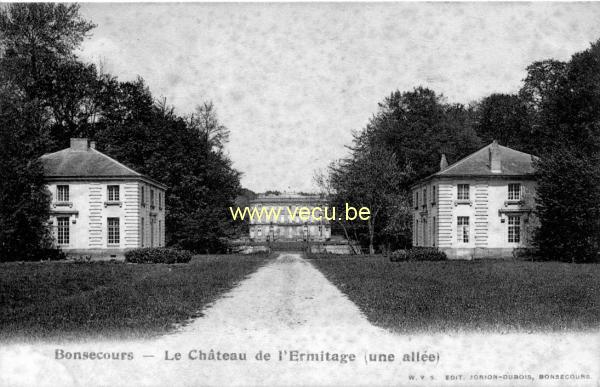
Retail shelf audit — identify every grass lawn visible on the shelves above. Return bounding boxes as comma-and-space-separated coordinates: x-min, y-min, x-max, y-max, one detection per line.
0, 254, 271, 343
310, 255, 600, 334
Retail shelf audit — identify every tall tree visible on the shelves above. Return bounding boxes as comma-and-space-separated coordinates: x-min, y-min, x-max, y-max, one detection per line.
532, 40, 600, 262
94, 78, 242, 253
330, 87, 480, 252
0, 90, 52, 261
0, 4, 96, 259
329, 145, 410, 255
357, 87, 481, 183
0, 3, 244, 255
0, 3, 95, 99
474, 93, 533, 153
0, 3, 98, 150
519, 60, 567, 114
187, 101, 230, 151
534, 147, 600, 262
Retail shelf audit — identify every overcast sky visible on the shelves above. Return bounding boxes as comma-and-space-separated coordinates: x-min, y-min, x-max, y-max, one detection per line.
79, 2, 600, 193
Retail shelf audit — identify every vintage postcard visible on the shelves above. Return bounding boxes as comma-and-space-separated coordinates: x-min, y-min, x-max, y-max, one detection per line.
0, 2, 599, 386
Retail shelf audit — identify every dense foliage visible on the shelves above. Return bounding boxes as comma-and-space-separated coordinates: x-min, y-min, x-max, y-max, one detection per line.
0, 4, 92, 261
2, 3, 600, 261
529, 43, 600, 262
0, 4, 242, 257
320, 87, 482, 254
324, 40, 600, 261
0, 97, 53, 261
92, 81, 241, 252
534, 150, 600, 262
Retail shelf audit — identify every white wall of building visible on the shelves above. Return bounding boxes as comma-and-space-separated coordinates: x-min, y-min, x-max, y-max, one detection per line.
47, 180, 166, 257
411, 177, 537, 258
248, 202, 331, 242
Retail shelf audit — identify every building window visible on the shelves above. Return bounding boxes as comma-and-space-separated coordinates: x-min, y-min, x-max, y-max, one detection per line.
57, 217, 69, 245
107, 185, 120, 201
158, 220, 162, 246
457, 184, 470, 200
150, 189, 155, 208
422, 188, 427, 208
150, 217, 155, 246
508, 215, 521, 243
57, 185, 69, 202
415, 219, 419, 246
141, 217, 145, 247
141, 186, 146, 207
457, 216, 469, 243
108, 217, 120, 245
432, 186, 436, 205
422, 219, 427, 245
508, 183, 521, 201
159, 192, 163, 210
432, 216, 436, 246
415, 192, 419, 210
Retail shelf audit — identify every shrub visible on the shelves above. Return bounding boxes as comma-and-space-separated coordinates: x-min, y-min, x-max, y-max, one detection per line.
24, 248, 67, 261
389, 249, 408, 262
390, 247, 446, 262
125, 247, 193, 264
512, 247, 538, 261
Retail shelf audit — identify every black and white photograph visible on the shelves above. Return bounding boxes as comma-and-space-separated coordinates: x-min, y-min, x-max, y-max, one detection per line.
0, 2, 599, 386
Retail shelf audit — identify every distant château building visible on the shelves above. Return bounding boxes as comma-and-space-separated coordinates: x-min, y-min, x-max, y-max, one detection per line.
411, 141, 538, 259
40, 138, 167, 258
249, 193, 331, 242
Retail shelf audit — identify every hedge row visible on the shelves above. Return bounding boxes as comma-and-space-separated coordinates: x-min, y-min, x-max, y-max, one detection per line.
125, 247, 193, 264
0, 248, 68, 262
389, 247, 447, 262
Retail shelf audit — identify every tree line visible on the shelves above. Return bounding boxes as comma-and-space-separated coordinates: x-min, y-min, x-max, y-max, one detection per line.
320, 41, 600, 263
0, 4, 242, 260
2, 4, 598, 263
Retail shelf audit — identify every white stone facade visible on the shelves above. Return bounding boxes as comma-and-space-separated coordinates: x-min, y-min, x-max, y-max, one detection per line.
248, 193, 331, 242
410, 142, 538, 259
42, 139, 167, 258
47, 181, 166, 256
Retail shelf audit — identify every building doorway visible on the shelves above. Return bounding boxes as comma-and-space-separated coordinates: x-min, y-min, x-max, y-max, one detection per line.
150, 216, 156, 247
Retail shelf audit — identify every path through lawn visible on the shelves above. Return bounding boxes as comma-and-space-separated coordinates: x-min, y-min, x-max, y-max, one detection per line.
1, 253, 598, 386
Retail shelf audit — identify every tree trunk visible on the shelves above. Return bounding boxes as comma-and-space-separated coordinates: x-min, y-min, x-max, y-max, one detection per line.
368, 218, 375, 255
353, 227, 360, 253
339, 221, 357, 255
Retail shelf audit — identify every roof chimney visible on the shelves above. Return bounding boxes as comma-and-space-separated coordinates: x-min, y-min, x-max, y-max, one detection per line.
489, 140, 501, 173
90, 141, 96, 149
440, 154, 448, 171
70, 138, 89, 151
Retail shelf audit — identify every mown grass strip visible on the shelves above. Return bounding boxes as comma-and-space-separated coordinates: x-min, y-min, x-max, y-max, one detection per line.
0, 254, 272, 343
310, 255, 600, 333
